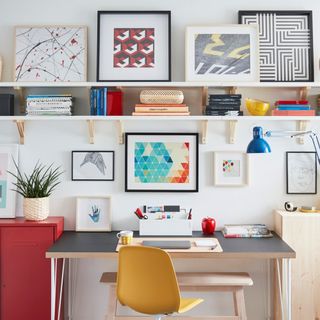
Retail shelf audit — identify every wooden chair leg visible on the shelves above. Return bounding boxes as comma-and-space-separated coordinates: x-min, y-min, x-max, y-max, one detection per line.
106, 284, 117, 320
233, 288, 247, 320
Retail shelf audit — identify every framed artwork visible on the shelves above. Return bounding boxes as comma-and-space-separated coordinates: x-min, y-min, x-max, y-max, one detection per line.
286, 152, 317, 194
125, 133, 198, 192
71, 151, 114, 181
14, 25, 87, 82
0, 145, 19, 218
239, 11, 314, 82
185, 25, 259, 82
97, 11, 171, 82
76, 196, 112, 231
214, 151, 250, 186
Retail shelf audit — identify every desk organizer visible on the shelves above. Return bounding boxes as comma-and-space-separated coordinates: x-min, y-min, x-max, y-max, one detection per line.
139, 219, 192, 236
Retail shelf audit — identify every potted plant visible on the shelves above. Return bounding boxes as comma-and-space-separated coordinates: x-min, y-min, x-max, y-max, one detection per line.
8, 161, 63, 221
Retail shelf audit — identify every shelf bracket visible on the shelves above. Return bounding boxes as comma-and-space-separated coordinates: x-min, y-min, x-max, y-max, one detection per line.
15, 120, 25, 145
296, 120, 309, 144
118, 120, 124, 144
228, 87, 237, 95
299, 87, 310, 101
228, 120, 238, 144
201, 120, 208, 144
87, 120, 95, 144
14, 86, 26, 114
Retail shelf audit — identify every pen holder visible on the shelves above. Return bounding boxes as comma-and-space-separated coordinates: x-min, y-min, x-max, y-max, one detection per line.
139, 219, 193, 236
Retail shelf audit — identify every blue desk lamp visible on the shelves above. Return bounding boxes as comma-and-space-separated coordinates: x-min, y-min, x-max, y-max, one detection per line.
247, 126, 320, 165
246, 126, 271, 153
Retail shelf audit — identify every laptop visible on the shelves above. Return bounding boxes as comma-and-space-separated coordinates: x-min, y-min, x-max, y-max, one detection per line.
142, 240, 191, 249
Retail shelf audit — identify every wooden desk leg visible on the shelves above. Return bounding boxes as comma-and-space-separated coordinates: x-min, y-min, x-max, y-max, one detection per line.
51, 258, 57, 320
106, 284, 117, 320
283, 259, 292, 320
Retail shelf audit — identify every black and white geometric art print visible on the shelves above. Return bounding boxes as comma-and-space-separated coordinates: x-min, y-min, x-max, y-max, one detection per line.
185, 25, 259, 82
239, 11, 314, 82
195, 34, 250, 75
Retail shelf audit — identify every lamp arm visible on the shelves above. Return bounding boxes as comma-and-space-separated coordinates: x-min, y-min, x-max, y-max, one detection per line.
309, 133, 320, 165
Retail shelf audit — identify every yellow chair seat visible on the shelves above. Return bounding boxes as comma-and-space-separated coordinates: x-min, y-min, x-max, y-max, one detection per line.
178, 298, 204, 313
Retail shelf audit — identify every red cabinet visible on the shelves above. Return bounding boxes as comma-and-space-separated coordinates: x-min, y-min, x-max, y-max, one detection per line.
0, 217, 64, 320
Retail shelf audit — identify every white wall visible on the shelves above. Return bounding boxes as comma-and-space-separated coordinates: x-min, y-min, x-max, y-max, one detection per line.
1, 0, 320, 319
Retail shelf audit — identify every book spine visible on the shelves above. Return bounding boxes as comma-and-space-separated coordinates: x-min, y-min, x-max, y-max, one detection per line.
90, 89, 94, 115
132, 112, 190, 116
275, 100, 309, 105
135, 107, 189, 112
209, 94, 242, 99
135, 103, 187, 108
104, 87, 108, 116
272, 110, 315, 116
277, 105, 310, 110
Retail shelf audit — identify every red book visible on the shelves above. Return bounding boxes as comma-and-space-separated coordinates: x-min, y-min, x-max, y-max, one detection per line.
272, 109, 315, 116
107, 91, 122, 115
275, 100, 308, 105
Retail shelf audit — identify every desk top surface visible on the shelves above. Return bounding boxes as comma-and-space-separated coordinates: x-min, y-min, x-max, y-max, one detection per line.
46, 231, 295, 259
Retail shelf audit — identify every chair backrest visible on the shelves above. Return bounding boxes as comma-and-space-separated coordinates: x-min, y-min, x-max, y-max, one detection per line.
117, 246, 181, 315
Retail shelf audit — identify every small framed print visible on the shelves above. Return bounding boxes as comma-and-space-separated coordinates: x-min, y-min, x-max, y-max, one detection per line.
0, 145, 19, 218
125, 133, 199, 192
185, 25, 259, 82
76, 196, 111, 232
14, 25, 87, 82
72, 151, 114, 181
286, 152, 317, 194
97, 11, 171, 82
214, 151, 250, 186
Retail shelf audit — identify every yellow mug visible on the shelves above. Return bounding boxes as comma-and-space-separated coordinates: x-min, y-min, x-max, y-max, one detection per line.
117, 230, 133, 245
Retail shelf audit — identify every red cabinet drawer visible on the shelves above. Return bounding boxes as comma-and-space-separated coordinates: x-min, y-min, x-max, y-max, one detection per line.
1, 227, 54, 320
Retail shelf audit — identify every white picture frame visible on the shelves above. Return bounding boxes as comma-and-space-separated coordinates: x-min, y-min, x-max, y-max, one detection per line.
76, 196, 112, 232
214, 151, 250, 186
185, 25, 259, 82
286, 151, 317, 194
14, 25, 87, 82
0, 144, 19, 218
72, 151, 115, 181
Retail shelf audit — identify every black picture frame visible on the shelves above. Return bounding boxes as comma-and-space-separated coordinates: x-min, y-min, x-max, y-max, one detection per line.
97, 10, 171, 82
239, 10, 314, 82
125, 133, 199, 192
72, 151, 115, 181
286, 151, 317, 194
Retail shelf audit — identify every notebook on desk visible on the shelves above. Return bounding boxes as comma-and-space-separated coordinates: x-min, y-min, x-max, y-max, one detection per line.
142, 240, 191, 249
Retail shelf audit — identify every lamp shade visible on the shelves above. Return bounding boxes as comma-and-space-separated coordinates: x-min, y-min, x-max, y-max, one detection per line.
247, 126, 271, 153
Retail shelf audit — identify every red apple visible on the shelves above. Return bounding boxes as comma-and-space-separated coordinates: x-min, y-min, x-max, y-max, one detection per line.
202, 217, 216, 235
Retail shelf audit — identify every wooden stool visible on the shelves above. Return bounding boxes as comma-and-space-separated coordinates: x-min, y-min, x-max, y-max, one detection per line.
100, 272, 253, 320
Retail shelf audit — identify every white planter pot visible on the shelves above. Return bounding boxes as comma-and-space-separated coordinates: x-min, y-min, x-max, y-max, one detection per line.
23, 197, 49, 221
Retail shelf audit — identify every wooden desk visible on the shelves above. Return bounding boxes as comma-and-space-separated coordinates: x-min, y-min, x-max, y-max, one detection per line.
46, 231, 295, 320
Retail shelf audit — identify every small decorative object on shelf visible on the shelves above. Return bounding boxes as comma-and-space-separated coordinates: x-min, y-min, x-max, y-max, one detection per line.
14, 25, 87, 82
7, 161, 63, 221
205, 94, 243, 116
140, 90, 184, 105
272, 99, 315, 116
201, 217, 216, 235
185, 25, 259, 82
245, 98, 269, 116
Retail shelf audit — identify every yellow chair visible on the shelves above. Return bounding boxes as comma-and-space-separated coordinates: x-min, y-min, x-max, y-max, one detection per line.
117, 246, 203, 320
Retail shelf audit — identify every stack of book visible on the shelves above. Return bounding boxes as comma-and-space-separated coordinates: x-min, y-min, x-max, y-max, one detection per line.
26, 94, 72, 116
132, 103, 190, 116
272, 100, 315, 116
90, 87, 123, 116
205, 94, 243, 116
222, 224, 273, 238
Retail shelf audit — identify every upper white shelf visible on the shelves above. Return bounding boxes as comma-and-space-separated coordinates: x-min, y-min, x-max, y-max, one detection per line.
1, 81, 320, 88
0, 115, 319, 121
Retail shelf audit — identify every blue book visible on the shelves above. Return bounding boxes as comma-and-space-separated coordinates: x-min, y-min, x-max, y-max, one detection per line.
90, 89, 94, 115
277, 105, 311, 110
93, 89, 97, 115
103, 87, 108, 116
96, 89, 101, 115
